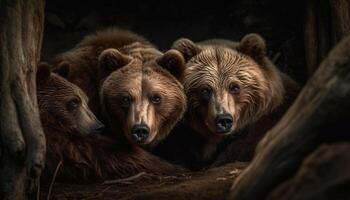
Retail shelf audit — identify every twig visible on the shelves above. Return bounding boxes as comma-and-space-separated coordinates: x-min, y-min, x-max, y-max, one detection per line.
229, 168, 242, 176
46, 160, 63, 200
160, 175, 188, 181
102, 172, 147, 185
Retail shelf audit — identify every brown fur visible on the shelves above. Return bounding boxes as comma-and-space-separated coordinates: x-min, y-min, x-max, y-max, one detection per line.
50, 28, 161, 118
154, 34, 300, 170
212, 72, 300, 165
37, 63, 104, 136
37, 64, 185, 183
100, 48, 187, 147
182, 47, 284, 135
51, 28, 185, 147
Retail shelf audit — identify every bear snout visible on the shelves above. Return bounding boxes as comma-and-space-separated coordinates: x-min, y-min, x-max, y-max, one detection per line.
131, 124, 150, 143
215, 114, 233, 134
92, 121, 105, 133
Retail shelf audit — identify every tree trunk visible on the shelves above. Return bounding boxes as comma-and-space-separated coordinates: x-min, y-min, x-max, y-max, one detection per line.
304, 0, 350, 75
0, 0, 46, 199
228, 35, 350, 200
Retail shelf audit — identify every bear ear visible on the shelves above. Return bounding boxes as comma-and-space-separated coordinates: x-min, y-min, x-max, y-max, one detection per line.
157, 49, 186, 79
172, 38, 201, 62
238, 33, 267, 63
54, 61, 71, 78
36, 62, 51, 85
98, 48, 132, 71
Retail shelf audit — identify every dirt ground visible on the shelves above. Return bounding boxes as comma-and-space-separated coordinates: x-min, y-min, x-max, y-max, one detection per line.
39, 162, 247, 200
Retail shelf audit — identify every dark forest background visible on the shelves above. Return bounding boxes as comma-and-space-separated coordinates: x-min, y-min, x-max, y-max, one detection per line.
1, 1, 350, 199
42, 0, 307, 83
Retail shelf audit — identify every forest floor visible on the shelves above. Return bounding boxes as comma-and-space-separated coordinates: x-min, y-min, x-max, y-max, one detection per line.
39, 162, 247, 200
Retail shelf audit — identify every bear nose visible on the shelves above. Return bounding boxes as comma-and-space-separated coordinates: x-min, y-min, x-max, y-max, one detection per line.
93, 122, 105, 133
131, 124, 149, 143
215, 114, 233, 134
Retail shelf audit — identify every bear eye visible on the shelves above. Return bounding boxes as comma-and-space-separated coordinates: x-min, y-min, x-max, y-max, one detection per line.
229, 84, 240, 95
67, 97, 81, 111
121, 95, 132, 108
200, 87, 212, 101
150, 94, 161, 105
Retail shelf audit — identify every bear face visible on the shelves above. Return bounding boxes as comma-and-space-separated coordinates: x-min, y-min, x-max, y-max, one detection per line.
172, 34, 284, 138
50, 28, 156, 117
37, 63, 104, 135
100, 49, 186, 146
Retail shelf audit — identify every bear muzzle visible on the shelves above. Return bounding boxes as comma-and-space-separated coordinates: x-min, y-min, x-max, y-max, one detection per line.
215, 114, 234, 134
131, 124, 150, 144
92, 121, 105, 133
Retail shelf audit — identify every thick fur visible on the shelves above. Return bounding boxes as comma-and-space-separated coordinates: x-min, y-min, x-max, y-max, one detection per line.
37, 65, 185, 183
43, 130, 184, 183
212, 72, 300, 166
182, 46, 285, 134
51, 28, 186, 147
154, 34, 300, 170
51, 28, 161, 118
100, 48, 187, 147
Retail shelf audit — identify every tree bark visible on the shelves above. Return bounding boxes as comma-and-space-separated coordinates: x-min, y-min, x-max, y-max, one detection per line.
228, 35, 350, 200
304, 0, 350, 75
267, 143, 350, 200
0, 0, 46, 199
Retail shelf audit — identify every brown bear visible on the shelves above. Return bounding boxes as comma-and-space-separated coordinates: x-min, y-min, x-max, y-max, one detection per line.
154, 34, 300, 170
37, 63, 185, 183
51, 28, 162, 119
51, 28, 186, 147
99, 48, 187, 147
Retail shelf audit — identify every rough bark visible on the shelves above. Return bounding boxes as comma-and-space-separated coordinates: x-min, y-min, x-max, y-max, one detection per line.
0, 0, 46, 199
267, 143, 350, 200
229, 35, 350, 200
304, 0, 350, 75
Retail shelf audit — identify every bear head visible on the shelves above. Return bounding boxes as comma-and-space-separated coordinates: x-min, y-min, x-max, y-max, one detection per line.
172, 34, 285, 138
100, 49, 187, 146
37, 63, 104, 135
